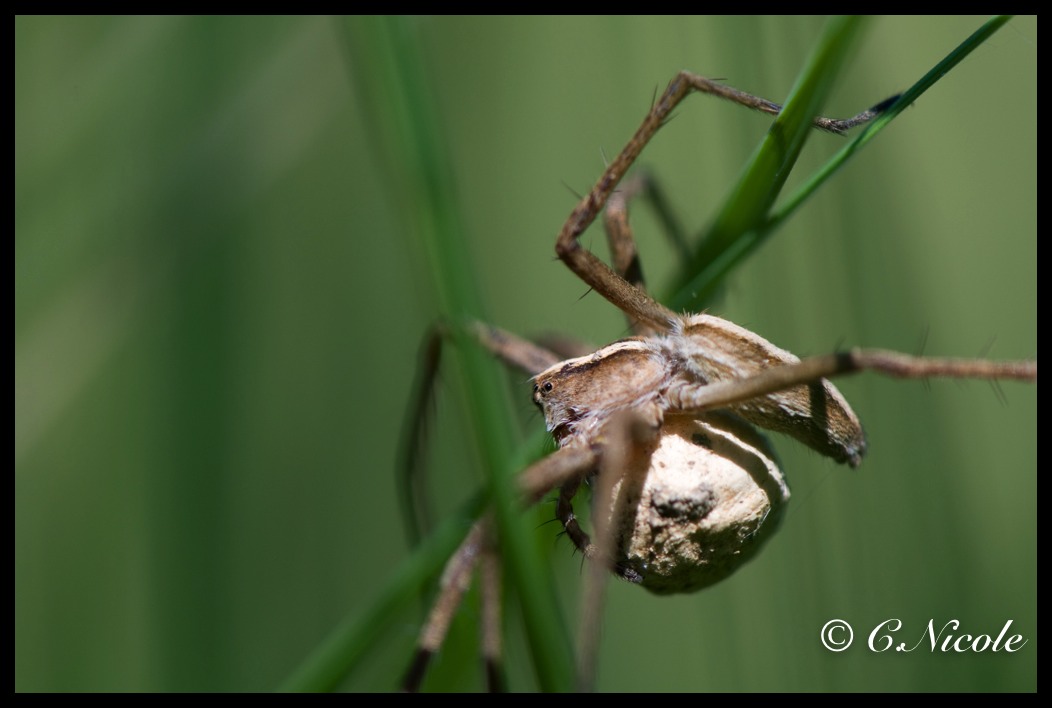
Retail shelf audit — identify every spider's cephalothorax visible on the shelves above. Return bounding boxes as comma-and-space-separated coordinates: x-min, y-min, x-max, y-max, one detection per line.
532, 313, 866, 465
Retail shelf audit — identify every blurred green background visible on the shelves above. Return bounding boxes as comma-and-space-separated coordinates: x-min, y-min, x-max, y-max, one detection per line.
16, 16, 1035, 692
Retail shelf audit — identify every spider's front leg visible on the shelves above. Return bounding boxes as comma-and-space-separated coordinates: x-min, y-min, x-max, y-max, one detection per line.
553, 72, 896, 333
552, 415, 653, 586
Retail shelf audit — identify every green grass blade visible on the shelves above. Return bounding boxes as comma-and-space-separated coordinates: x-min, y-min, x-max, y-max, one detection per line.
278, 494, 484, 692
767, 14, 1013, 233
670, 15, 1013, 311
327, 16, 574, 692
670, 16, 866, 311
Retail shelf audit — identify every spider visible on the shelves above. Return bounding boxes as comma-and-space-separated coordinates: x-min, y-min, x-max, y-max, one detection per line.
398, 71, 1037, 692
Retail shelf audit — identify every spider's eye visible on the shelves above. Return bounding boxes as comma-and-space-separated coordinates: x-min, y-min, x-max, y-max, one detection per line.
543, 382, 553, 393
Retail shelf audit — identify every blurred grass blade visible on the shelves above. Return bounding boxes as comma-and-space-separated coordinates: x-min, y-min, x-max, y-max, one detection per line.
328, 16, 574, 691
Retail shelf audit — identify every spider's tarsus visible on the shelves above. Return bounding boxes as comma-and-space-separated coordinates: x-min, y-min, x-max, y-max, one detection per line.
485, 660, 505, 693
401, 649, 433, 693
870, 93, 903, 114
616, 563, 645, 584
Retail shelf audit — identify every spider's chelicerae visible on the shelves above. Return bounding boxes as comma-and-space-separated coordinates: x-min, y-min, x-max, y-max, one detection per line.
400, 72, 1036, 692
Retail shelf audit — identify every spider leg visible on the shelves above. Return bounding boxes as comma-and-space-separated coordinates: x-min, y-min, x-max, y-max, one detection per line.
401, 444, 598, 691
669, 348, 1037, 444
553, 415, 658, 698
400, 320, 599, 691
478, 533, 504, 693
533, 170, 676, 351
399, 319, 558, 690
573, 411, 655, 692
400, 321, 561, 547
662, 315, 1036, 468
401, 521, 486, 692
598, 168, 687, 337
465, 320, 562, 377
401, 515, 507, 692
556, 477, 595, 559
604, 175, 648, 309
604, 172, 659, 337
398, 322, 445, 548
555, 72, 895, 333
553, 419, 653, 586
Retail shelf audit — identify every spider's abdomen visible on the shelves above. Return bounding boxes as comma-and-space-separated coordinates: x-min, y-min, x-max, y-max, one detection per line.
663, 314, 867, 467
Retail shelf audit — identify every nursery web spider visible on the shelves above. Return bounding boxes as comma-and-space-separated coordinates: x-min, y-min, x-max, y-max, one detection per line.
399, 71, 1037, 692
